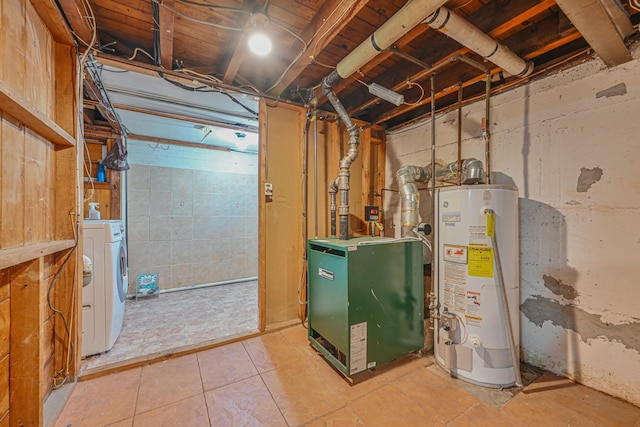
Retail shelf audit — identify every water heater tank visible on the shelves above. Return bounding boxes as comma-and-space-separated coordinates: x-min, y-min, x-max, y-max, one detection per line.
434, 185, 519, 388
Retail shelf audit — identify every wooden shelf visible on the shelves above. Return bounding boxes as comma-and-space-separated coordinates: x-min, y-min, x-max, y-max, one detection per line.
84, 181, 111, 190
0, 240, 75, 270
0, 79, 75, 148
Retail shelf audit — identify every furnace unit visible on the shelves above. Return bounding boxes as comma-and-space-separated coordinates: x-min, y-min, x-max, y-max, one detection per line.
308, 236, 424, 378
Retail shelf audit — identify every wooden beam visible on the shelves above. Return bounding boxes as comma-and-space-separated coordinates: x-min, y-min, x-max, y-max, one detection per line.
159, 0, 175, 69
10, 259, 45, 427
222, 0, 260, 84
555, 0, 632, 66
56, 0, 96, 48
29, 0, 75, 45
375, 31, 585, 125
258, 101, 267, 331
127, 133, 233, 152
0, 79, 75, 147
268, 0, 372, 96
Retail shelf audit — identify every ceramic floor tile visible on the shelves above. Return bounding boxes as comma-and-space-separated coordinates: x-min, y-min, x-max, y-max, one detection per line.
260, 357, 378, 426
449, 403, 515, 427
391, 365, 480, 424
501, 372, 640, 427
349, 384, 444, 427
280, 324, 311, 349
303, 406, 365, 426
133, 395, 209, 427
500, 392, 602, 427
136, 354, 203, 414
197, 342, 258, 391
519, 372, 640, 426
54, 368, 141, 427
105, 418, 134, 427
205, 375, 286, 426
243, 332, 302, 373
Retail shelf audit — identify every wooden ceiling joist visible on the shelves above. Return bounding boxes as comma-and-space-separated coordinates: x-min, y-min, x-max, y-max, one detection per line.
57, 0, 96, 47
31, 0, 75, 44
159, 0, 175, 69
222, 0, 261, 84
268, 0, 372, 96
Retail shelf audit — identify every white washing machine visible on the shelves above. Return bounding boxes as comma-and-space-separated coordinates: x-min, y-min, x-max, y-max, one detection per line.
82, 220, 129, 357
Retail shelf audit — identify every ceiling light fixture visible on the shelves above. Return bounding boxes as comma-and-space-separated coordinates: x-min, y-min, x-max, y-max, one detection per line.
248, 12, 272, 56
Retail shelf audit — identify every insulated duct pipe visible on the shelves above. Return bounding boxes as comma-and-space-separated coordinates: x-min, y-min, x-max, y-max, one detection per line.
425, 7, 533, 78
396, 159, 485, 237
321, 0, 449, 239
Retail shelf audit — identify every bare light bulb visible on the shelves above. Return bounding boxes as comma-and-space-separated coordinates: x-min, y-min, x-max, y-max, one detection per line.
248, 32, 272, 56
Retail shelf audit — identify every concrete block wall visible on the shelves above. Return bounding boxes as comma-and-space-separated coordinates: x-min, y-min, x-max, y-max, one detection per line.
126, 141, 258, 292
385, 43, 640, 405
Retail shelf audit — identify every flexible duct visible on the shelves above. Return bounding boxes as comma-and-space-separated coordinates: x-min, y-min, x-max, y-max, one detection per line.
425, 7, 533, 78
397, 159, 485, 237
397, 165, 431, 237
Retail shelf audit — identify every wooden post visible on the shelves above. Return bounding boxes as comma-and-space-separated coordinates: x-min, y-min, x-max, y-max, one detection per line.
10, 259, 45, 427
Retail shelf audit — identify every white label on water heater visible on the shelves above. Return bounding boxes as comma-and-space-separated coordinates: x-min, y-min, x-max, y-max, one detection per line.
350, 322, 367, 375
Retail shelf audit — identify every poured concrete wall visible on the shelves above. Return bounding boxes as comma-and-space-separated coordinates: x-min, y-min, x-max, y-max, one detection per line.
385, 43, 640, 405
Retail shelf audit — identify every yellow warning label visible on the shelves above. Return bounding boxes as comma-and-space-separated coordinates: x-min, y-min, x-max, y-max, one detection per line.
468, 246, 493, 277
486, 211, 495, 237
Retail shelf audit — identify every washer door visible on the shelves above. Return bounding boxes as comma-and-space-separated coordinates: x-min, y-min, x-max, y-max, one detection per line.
116, 240, 128, 302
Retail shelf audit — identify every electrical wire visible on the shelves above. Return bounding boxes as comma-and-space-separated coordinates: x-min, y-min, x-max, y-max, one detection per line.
128, 47, 155, 62
404, 81, 425, 106
48, 245, 78, 388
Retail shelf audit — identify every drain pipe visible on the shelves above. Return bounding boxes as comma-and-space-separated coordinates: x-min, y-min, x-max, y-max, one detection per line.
425, 7, 533, 78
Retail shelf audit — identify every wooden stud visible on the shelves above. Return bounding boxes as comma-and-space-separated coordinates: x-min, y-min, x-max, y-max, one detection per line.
9, 259, 44, 427
258, 100, 267, 331
55, 43, 77, 136
1, 114, 25, 248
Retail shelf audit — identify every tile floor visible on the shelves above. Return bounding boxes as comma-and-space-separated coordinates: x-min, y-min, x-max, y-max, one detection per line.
81, 281, 259, 371
57, 325, 640, 427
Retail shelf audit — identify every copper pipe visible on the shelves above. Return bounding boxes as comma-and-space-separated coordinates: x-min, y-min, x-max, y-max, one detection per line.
457, 83, 463, 186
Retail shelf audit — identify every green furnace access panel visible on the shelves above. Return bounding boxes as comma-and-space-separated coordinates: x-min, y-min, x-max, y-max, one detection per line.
308, 236, 424, 378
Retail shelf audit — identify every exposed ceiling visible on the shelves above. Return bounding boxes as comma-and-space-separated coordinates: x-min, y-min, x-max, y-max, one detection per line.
62, 0, 640, 132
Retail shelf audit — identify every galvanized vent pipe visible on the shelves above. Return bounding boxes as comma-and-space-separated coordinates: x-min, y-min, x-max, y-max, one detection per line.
321, 0, 448, 240
424, 7, 533, 78
396, 159, 485, 237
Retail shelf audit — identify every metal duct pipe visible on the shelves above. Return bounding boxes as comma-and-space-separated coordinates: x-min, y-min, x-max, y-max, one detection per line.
435, 158, 485, 184
396, 159, 485, 237
329, 178, 338, 238
397, 165, 431, 237
425, 7, 533, 78
324, 84, 358, 240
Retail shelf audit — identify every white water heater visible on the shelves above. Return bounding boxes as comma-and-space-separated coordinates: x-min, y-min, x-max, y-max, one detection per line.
434, 185, 519, 388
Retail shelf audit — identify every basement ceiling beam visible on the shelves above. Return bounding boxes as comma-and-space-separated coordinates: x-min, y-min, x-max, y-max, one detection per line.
554, 0, 632, 67
374, 31, 583, 125
32, 0, 75, 44
223, 0, 261, 84
350, 0, 556, 117
268, 0, 372, 96
57, 0, 95, 47
159, 0, 175, 69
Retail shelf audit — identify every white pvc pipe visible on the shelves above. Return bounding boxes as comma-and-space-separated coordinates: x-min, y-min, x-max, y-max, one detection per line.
335, 0, 448, 79
425, 7, 533, 77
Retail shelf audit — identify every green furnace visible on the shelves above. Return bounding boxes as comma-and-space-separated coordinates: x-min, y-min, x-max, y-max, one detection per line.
308, 236, 424, 378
